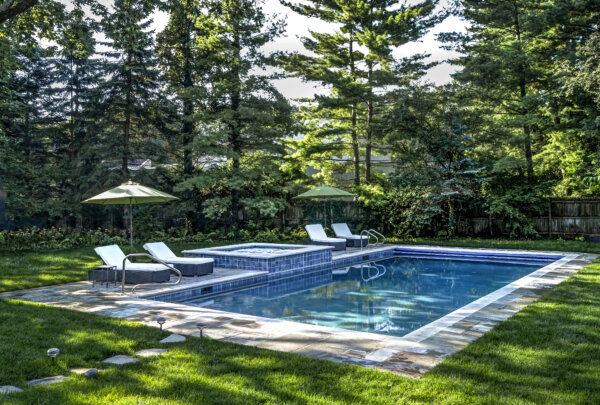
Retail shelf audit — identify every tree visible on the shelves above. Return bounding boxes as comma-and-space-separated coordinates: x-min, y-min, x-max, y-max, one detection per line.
156, 0, 210, 222
97, 0, 160, 183
0, 0, 38, 23
281, 0, 439, 185
48, 0, 104, 222
383, 86, 484, 236
441, 0, 552, 179
176, 0, 292, 229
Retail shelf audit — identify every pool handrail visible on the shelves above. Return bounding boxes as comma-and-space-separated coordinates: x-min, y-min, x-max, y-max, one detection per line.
360, 230, 378, 249
368, 229, 386, 246
121, 253, 182, 295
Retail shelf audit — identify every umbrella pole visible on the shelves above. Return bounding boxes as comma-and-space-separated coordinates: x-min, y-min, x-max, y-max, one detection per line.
323, 201, 326, 228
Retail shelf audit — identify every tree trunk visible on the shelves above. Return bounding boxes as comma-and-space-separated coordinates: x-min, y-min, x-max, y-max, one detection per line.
122, 50, 133, 181
0, 0, 38, 23
448, 199, 455, 237
182, 17, 194, 178
365, 62, 373, 184
513, 0, 534, 178
229, 28, 242, 229
349, 30, 360, 186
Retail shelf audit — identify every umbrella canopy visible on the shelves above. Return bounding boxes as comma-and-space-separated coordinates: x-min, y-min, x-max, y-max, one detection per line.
294, 184, 354, 227
82, 181, 177, 205
82, 180, 178, 252
294, 184, 354, 200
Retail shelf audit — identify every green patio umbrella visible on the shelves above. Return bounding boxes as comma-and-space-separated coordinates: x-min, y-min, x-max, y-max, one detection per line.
294, 184, 354, 227
82, 180, 178, 252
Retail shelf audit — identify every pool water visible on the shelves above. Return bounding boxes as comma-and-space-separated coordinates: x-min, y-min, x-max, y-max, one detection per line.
226, 247, 293, 255
183, 256, 548, 337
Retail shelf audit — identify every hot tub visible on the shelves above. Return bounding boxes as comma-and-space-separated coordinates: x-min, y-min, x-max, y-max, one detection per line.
182, 243, 333, 278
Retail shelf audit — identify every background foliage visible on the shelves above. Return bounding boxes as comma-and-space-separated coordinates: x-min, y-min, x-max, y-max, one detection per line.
1, 0, 599, 244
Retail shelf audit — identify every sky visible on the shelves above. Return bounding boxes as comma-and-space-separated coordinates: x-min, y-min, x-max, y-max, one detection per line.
148, 0, 468, 100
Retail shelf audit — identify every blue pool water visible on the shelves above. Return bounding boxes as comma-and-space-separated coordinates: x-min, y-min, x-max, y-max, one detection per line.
183, 256, 552, 337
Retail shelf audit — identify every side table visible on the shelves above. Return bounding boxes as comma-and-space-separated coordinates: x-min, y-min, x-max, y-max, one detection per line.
90, 265, 117, 288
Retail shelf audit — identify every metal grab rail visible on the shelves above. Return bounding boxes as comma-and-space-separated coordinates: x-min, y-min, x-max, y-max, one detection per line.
121, 253, 182, 295
369, 229, 386, 246
360, 230, 379, 250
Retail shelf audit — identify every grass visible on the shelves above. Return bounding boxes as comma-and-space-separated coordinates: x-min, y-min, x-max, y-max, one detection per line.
0, 241, 234, 293
2, 237, 599, 294
1, 259, 600, 403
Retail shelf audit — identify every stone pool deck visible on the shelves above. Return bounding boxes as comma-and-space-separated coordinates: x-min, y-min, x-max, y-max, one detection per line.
1, 247, 596, 378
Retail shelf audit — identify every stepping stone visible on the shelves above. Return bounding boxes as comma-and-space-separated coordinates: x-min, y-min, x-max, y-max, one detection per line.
70, 368, 101, 375
160, 334, 186, 344
0, 385, 23, 394
101, 355, 140, 365
27, 376, 68, 386
135, 348, 167, 357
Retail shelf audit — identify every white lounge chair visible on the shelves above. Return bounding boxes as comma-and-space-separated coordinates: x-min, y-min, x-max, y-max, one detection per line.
305, 224, 346, 251
94, 244, 171, 284
143, 242, 213, 276
331, 223, 369, 247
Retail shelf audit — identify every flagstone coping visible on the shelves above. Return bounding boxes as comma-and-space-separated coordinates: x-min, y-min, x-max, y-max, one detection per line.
0, 247, 596, 378
0, 385, 23, 394
101, 355, 140, 365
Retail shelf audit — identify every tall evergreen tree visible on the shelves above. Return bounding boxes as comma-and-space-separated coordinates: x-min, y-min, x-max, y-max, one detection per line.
49, 0, 104, 221
441, 0, 551, 179
281, 0, 439, 184
176, 0, 292, 229
156, 0, 210, 222
97, 0, 160, 183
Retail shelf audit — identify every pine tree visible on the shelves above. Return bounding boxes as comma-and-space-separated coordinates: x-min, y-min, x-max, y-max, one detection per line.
176, 0, 292, 229
281, 0, 439, 185
49, 0, 104, 222
96, 0, 160, 183
156, 0, 211, 222
441, 0, 550, 179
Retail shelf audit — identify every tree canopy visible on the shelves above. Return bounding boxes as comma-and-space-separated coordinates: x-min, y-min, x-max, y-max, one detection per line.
0, 0, 599, 238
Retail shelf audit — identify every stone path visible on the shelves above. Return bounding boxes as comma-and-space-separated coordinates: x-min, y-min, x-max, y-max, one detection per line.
159, 334, 186, 344
0, 385, 23, 394
27, 376, 69, 386
1, 247, 595, 379
101, 355, 140, 365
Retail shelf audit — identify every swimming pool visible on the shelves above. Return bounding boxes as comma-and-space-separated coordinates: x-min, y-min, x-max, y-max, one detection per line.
182, 255, 556, 337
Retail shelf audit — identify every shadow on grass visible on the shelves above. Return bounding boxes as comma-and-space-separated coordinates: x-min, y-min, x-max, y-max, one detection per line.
3, 260, 600, 403
0, 248, 101, 293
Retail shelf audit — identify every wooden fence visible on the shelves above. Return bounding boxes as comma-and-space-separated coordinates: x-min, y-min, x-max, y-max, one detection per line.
466, 198, 600, 237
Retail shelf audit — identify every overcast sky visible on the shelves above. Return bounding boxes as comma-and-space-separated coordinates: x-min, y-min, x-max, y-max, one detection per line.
145, 0, 468, 100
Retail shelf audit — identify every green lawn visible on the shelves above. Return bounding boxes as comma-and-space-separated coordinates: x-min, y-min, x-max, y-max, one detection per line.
0, 242, 228, 293
2, 237, 600, 293
2, 238, 600, 403
1, 259, 600, 403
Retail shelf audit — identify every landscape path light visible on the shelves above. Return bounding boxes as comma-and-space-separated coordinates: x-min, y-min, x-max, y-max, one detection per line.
47, 348, 60, 362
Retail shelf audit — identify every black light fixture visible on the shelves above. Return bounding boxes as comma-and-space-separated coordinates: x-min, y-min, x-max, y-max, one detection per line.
47, 348, 60, 362
156, 316, 166, 330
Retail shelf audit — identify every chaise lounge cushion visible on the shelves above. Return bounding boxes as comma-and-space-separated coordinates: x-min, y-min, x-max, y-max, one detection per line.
331, 223, 368, 247
94, 244, 171, 284
143, 242, 214, 276
304, 224, 347, 251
